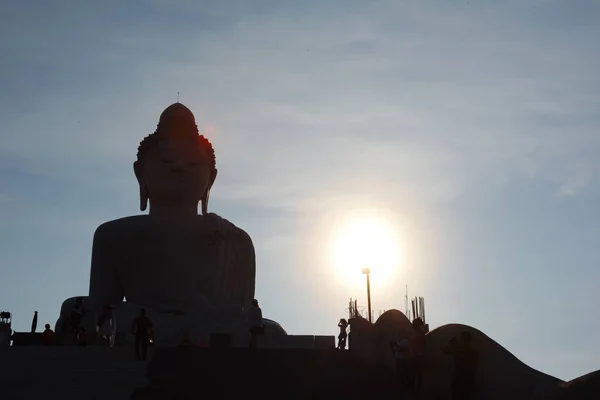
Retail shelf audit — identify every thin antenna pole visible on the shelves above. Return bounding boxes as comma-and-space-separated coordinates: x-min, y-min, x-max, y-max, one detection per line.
366, 271, 372, 323
177, 92, 180, 103
405, 285, 408, 317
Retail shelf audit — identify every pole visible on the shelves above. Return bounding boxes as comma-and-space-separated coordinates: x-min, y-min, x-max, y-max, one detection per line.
31, 311, 38, 333
405, 285, 408, 317
366, 271, 372, 323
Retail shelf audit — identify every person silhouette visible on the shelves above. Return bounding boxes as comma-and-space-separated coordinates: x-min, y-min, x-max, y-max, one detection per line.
390, 337, 410, 389
69, 297, 85, 342
248, 299, 263, 349
444, 331, 479, 400
131, 308, 153, 361
96, 304, 116, 347
42, 324, 54, 346
337, 319, 348, 349
409, 318, 426, 395
77, 327, 88, 347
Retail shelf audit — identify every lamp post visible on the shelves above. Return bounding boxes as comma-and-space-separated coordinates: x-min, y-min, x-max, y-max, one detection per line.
362, 267, 372, 323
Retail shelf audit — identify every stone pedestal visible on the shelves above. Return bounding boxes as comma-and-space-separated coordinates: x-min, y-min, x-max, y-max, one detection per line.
56, 296, 288, 347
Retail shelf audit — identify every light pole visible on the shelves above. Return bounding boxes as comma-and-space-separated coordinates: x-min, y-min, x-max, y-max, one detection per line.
362, 267, 372, 323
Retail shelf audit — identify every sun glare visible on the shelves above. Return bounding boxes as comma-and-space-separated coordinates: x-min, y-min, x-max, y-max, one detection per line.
331, 212, 402, 288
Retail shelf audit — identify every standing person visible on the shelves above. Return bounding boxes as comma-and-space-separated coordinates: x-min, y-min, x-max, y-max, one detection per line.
337, 319, 348, 349
42, 324, 54, 346
131, 308, 153, 361
77, 327, 88, 347
247, 299, 263, 349
409, 318, 427, 396
69, 297, 85, 342
390, 337, 411, 389
96, 304, 116, 347
443, 331, 478, 400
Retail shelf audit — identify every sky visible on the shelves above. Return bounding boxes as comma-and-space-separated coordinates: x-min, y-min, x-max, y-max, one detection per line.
1, 0, 599, 381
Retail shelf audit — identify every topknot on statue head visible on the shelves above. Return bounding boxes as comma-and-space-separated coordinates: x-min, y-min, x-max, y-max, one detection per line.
159, 102, 196, 126
134, 103, 218, 215
137, 103, 216, 169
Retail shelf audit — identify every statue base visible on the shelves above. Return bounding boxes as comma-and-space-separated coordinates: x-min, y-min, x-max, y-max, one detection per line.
55, 297, 287, 347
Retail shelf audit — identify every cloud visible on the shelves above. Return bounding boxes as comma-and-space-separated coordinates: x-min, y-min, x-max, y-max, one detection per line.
1, 0, 597, 227
556, 164, 593, 197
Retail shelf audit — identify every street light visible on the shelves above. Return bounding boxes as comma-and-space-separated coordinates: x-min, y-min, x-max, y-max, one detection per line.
362, 267, 372, 323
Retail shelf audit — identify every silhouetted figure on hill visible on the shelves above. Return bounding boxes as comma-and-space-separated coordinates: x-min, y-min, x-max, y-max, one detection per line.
337, 318, 348, 349
390, 338, 411, 389
248, 299, 263, 348
410, 318, 427, 395
131, 308, 153, 361
42, 324, 54, 346
443, 331, 478, 400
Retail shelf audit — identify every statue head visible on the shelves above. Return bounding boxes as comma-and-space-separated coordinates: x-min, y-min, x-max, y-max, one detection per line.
133, 103, 218, 215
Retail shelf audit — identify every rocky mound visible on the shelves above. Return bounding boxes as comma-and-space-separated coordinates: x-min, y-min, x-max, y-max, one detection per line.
550, 369, 600, 400
371, 309, 414, 368
422, 324, 562, 399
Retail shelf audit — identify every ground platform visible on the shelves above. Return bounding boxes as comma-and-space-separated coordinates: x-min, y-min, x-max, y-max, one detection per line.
0, 346, 401, 400
135, 347, 400, 399
0, 346, 150, 400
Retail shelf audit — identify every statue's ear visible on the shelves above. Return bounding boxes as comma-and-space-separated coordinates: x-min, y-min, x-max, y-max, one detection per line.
201, 168, 217, 216
201, 191, 210, 216
209, 168, 218, 189
133, 161, 149, 212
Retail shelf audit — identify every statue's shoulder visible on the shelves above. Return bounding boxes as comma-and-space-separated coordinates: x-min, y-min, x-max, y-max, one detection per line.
204, 213, 254, 244
93, 215, 149, 241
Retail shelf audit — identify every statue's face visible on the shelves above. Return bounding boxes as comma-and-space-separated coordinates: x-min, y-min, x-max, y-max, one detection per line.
138, 139, 213, 206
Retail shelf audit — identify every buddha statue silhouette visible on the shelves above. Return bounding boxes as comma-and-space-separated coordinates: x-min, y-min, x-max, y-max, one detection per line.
55, 103, 284, 344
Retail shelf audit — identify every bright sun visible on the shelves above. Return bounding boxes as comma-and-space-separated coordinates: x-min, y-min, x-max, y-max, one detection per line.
331, 213, 402, 287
